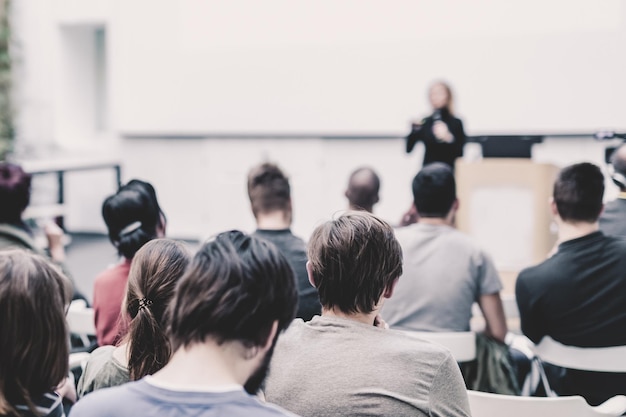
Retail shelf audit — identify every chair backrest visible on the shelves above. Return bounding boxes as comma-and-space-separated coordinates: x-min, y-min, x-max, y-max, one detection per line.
67, 300, 96, 347
467, 390, 626, 417
401, 331, 476, 362
533, 336, 626, 372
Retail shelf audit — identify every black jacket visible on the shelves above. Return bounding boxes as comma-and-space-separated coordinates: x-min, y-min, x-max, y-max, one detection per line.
406, 108, 466, 168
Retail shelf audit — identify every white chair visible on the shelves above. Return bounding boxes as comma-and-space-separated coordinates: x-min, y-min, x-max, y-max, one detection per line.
533, 336, 626, 373
401, 331, 476, 362
67, 300, 97, 348
468, 390, 626, 417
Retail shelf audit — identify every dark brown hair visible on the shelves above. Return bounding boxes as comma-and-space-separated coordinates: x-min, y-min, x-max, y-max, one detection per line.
307, 211, 403, 314
102, 179, 164, 259
123, 239, 191, 380
0, 163, 31, 224
168, 231, 297, 351
0, 250, 71, 417
247, 163, 291, 217
553, 162, 604, 223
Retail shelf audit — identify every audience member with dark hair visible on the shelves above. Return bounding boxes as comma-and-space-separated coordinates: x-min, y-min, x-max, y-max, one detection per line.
70, 231, 298, 417
516, 162, 626, 405
264, 211, 470, 417
0, 162, 84, 301
93, 179, 166, 346
248, 162, 320, 321
344, 167, 380, 213
77, 239, 191, 397
382, 163, 507, 342
0, 250, 73, 417
600, 144, 626, 236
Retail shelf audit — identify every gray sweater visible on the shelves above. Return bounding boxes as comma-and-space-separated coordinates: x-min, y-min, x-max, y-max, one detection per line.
264, 316, 471, 417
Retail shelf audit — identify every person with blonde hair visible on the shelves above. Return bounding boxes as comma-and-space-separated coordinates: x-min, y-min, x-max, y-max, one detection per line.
0, 250, 72, 417
406, 81, 466, 169
78, 239, 191, 397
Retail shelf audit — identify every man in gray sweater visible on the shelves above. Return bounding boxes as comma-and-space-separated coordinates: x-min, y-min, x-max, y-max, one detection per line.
263, 211, 471, 417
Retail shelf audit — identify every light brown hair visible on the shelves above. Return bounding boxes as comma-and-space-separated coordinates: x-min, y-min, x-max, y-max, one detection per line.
307, 211, 403, 314
123, 239, 191, 380
0, 250, 71, 417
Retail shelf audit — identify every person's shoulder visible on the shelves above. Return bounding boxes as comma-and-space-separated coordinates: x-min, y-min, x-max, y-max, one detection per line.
602, 232, 626, 246
275, 319, 308, 344
393, 223, 424, 244
71, 381, 142, 416
383, 329, 454, 362
516, 258, 555, 286
81, 345, 116, 374
93, 260, 130, 286
243, 396, 300, 417
439, 227, 488, 256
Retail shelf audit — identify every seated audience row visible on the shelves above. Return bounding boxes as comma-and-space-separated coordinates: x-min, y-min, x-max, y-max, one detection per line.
2, 152, 626, 415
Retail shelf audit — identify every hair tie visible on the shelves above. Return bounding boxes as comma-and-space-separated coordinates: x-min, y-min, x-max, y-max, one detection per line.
119, 221, 142, 237
138, 298, 153, 311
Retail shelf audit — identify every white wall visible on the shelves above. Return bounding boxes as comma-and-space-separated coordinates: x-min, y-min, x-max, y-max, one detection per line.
113, 1, 626, 134
10, 0, 626, 248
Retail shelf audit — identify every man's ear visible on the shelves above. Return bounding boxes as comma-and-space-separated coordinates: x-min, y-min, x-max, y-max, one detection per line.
306, 261, 316, 288
259, 320, 279, 356
450, 198, 460, 213
549, 197, 559, 217
383, 277, 400, 299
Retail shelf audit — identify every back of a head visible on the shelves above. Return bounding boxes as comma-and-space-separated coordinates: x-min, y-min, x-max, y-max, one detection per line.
412, 163, 456, 218
125, 239, 191, 380
554, 162, 604, 223
610, 144, 626, 191
307, 211, 402, 314
346, 167, 380, 212
168, 230, 297, 352
247, 163, 291, 217
102, 180, 162, 259
0, 163, 31, 224
0, 250, 71, 416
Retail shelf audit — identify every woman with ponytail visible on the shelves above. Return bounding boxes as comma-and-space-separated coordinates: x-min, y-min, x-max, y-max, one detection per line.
78, 239, 190, 397
93, 180, 166, 346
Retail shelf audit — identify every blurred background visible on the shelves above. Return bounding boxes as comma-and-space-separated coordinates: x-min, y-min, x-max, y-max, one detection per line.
1, 0, 625, 298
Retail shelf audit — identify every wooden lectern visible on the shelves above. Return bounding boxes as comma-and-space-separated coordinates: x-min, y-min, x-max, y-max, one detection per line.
455, 159, 559, 293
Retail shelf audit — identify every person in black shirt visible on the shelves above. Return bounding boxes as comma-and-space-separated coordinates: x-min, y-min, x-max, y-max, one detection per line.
516, 162, 626, 406
247, 163, 321, 321
406, 81, 466, 169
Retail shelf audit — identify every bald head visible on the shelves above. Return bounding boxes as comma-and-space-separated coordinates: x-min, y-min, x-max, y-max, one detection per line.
611, 144, 626, 190
345, 167, 380, 213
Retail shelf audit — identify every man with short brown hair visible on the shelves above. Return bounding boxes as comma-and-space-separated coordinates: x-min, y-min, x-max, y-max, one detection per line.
248, 163, 320, 320
264, 211, 471, 417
